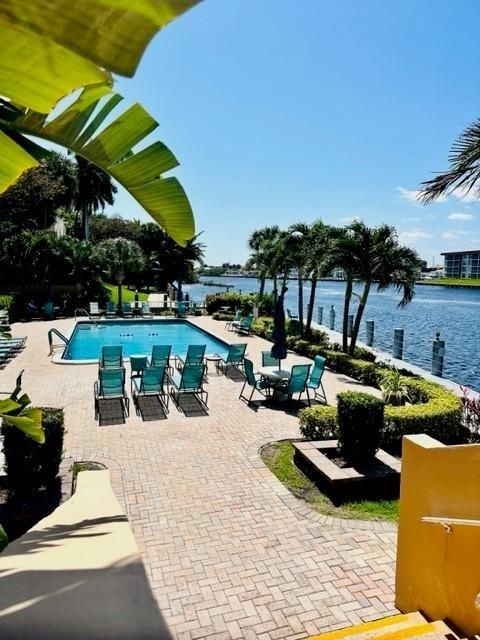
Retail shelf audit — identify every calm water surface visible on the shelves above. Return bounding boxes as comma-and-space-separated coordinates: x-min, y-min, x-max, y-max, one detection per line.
184, 276, 480, 391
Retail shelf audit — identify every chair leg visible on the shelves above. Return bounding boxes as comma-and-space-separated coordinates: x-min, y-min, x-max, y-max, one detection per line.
305, 387, 311, 407
239, 381, 247, 400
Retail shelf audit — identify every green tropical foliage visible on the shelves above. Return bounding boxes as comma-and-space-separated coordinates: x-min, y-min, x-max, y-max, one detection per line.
0, 383, 44, 444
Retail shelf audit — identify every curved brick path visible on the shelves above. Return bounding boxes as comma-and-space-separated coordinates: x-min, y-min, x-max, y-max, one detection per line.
0, 317, 397, 639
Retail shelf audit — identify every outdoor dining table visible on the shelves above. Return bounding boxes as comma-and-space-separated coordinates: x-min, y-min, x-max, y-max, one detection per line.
258, 366, 291, 401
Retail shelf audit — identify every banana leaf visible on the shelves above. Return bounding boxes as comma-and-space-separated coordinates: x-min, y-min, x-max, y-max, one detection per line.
0, 87, 195, 245
0, 0, 201, 113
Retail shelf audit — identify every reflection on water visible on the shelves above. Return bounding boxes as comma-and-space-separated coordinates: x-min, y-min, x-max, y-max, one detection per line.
184, 276, 480, 391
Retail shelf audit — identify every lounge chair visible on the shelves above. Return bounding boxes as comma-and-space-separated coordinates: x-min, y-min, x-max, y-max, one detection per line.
130, 355, 148, 382
261, 350, 278, 367
232, 314, 254, 335
169, 363, 208, 410
89, 302, 101, 317
286, 308, 298, 321
105, 301, 117, 317
279, 363, 311, 405
150, 345, 173, 373
122, 302, 133, 318
226, 310, 242, 331
306, 355, 327, 403
94, 367, 129, 420
217, 343, 247, 375
141, 301, 153, 317
175, 344, 206, 371
132, 366, 169, 414
0, 336, 26, 351
239, 358, 270, 404
99, 345, 123, 370
175, 301, 188, 317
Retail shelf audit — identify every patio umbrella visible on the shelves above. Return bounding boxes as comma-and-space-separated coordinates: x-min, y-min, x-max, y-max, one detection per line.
270, 285, 288, 370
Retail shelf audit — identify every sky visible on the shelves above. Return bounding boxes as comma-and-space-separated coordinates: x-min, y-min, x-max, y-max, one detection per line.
106, 0, 480, 266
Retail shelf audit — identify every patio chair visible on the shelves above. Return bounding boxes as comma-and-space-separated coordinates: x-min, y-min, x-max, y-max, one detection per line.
225, 310, 242, 331
239, 358, 270, 404
141, 301, 153, 317
169, 363, 208, 410
0, 336, 26, 351
130, 355, 148, 382
94, 367, 129, 419
175, 344, 206, 371
99, 345, 123, 370
306, 355, 327, 403
89, 301, 101, 317
122, 302, 133, 318
217, 343, 247, 375
261, 350, 278, 367
175, 301, 188, 317
105, 301, 117, 317
279, 363, 311, 405
286, 308, 298, 321
232, 313, 254, 335
132, 365, 169, 413
150, 345, 173, 373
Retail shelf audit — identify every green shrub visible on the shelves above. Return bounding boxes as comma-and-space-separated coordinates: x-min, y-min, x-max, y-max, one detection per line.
2, 407, 65, 495
324, 351, 379, 386
205, 292, 255, 315
307, 343, 328, 359
337, 392, 383, 465
308, 327, 331, 350
352, 346, 377, 363
382, 378, 463, 452
212, 311, 234, 321
286, 319, 301, 336
251, 316, 274, 339
256, 292, 275, 316
299, 405, 338, 440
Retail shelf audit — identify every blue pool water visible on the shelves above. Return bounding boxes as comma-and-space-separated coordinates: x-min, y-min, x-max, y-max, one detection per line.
63, 320, 229, 361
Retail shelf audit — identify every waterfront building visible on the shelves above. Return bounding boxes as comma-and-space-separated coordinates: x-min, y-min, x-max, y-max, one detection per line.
442, 250, 480, 278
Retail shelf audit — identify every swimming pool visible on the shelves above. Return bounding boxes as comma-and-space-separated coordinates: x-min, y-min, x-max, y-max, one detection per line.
62, 320, 230, 361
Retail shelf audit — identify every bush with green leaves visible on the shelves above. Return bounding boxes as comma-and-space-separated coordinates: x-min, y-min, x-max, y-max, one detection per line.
299, 405, 338, 440
337, 392, 384, 465
380, 367, 412, 406
211, 311, 234, 321
2, 407, 64, 495
251, 316, 274, 339
324, 350, 379, 386
205, 292, 255, 315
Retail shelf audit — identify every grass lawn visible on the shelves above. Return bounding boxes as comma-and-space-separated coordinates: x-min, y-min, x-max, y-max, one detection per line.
420, 278, 480, 287
261, 441, 398, 522
104, 284, 149, 304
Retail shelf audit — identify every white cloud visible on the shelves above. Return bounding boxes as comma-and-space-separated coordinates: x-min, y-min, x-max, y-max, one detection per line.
339, 215, 361, 223
397, 186, 448, 204
399, 229, 433, 242
450, 186, 478, 202
447, 212, 474, 221
442, 232, 459, 240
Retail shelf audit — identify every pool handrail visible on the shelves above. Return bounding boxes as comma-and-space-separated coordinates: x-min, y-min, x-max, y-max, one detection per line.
48, 328, 70, 355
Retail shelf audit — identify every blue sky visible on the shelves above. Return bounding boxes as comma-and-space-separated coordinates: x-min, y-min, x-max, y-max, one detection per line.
108, 0, 480, 265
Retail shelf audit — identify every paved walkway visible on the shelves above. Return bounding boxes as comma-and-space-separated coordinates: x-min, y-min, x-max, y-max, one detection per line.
0, 317, 397, 640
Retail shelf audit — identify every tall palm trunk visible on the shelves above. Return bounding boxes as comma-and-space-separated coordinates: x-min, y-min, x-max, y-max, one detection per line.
259, 275, 266, 297
117, 280, 123, 315
305, 272, 317, 337
273, 274, 278, 304
82, 205, 90, 241
342, 277, 353, 353
297, 272, 304, 337
349, 281, 371, 355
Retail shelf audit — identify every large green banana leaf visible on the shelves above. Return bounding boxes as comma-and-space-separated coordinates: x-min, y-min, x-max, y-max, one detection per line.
0, 0, 201, 113
0, 86, 195, 245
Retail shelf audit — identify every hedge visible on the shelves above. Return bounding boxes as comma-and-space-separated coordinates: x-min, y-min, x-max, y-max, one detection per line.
2, 407, 65, 495
205, 292, 255, 315
299, 378, 463, 453
337, 391, 383, 464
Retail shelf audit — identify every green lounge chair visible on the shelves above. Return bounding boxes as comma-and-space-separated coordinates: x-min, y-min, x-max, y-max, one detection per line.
226, 310, 242, 331
217, 343, 247, 375
132, 366, 169, 413
99, 345, 123, 370
279, 363, 311, 405
150, 345, 173, 373
94, 367, 129, 419
233, 313, 254, 335
122, 302, 133, 317
175, 344, 206, 371
169, 363, 208, 410
130, 355, 148, 381
239, 358, 270, 404
175, 301, 188, 317
306, 355, 327, 403
141, 301, 153, 317
261, 350, 278, 367
105, 301, 117, 317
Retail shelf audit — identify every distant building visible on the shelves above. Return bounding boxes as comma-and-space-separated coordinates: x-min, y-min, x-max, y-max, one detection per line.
441, 250, 480, 278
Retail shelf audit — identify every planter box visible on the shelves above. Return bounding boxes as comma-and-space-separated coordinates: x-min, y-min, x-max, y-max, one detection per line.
293, 439, 401, 505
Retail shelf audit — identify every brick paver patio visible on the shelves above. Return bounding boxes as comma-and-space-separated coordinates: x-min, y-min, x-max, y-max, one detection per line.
0, 317, 398, 639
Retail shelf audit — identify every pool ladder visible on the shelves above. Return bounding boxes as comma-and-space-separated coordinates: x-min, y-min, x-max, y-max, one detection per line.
74, 308, 99, 325
48, 328, 69, 356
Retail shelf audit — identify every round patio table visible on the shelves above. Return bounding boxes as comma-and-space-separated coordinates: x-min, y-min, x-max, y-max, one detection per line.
205, 353, 223, 375
258, 366, 290, 402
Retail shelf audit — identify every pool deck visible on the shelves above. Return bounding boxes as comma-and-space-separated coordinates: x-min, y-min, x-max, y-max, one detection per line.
0, 316, 397, 639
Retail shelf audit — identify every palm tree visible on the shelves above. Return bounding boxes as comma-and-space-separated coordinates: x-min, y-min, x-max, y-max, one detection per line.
74, 155, 117, 241
303, 220, 333, 336
419, 119, 480, 202
93, 237, 145, 313
247, 226, 281, 297
329, 221, 421, 355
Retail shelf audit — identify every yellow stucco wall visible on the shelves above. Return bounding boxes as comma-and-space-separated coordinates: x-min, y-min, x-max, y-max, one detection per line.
396, 434, 480, 636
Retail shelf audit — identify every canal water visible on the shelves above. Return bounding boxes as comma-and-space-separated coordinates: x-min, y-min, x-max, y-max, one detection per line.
184, 276, 480, 392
